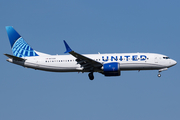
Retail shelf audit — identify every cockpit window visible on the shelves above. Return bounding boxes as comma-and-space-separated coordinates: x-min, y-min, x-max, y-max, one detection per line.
163, 57, 170, 59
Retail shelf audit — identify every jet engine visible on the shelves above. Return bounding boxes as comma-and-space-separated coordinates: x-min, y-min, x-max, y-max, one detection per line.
102, 62, 120, 76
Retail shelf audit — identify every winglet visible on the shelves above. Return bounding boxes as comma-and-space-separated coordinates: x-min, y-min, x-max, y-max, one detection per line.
63, 40, 72, 53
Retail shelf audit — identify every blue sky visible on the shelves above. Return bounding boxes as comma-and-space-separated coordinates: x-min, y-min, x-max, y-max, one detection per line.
1, 0, 180, 120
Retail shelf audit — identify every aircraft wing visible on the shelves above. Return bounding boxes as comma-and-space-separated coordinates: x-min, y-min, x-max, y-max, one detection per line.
63, 40, 103, 70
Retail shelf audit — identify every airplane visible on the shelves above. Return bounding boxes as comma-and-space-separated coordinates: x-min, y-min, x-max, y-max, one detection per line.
4, 26, 177, 80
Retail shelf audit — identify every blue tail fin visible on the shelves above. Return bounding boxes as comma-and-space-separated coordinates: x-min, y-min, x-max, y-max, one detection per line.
6, 26, 38, 57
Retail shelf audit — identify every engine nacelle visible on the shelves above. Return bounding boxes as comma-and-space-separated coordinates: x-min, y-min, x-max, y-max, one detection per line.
103, 62, 120, 76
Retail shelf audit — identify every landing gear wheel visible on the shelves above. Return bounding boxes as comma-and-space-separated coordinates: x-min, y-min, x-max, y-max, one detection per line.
88, 72, 94, 80
158, 73, 161, 77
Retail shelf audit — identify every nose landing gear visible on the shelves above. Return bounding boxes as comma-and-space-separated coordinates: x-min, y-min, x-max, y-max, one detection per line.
157, 68, 168, 78
158, 72, 161, 77
88, 72, 94, 80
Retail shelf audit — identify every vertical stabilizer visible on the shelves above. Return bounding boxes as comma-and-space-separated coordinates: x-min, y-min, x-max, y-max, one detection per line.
6, 26, 38, 57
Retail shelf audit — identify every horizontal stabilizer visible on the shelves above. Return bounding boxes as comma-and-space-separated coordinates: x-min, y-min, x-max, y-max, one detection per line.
4, 54, 25, 61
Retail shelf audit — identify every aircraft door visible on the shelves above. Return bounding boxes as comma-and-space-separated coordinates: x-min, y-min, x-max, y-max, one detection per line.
154, 56, 158, 63
33, 58, 39, 67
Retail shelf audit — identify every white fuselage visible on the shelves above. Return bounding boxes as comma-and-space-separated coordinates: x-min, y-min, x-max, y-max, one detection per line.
7, 53, 177, 73
5, 26, 177, 79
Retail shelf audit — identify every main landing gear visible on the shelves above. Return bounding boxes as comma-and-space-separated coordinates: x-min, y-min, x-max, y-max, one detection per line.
88, 72, 94, 80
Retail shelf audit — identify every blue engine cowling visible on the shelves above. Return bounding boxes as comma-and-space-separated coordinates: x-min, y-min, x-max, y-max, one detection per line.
103, 62, 120, 76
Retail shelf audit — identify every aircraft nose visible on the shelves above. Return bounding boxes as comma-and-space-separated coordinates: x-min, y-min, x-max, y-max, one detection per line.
171, 59, 177, 66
